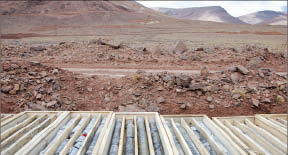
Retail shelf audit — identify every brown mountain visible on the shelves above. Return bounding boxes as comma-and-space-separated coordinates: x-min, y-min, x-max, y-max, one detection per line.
0, 1, 163, 26
153, 6, 245, 24
1, 1, 154, 15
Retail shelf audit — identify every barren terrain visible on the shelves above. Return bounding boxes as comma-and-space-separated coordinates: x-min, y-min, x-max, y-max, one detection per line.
1, 1, 287, 116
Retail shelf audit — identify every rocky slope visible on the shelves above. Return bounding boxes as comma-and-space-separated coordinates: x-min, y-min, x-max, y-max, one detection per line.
153, 6, 245, 24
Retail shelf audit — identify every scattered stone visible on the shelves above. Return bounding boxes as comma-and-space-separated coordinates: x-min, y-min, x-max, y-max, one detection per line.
221, 78, 231, 83
176, 75, 192, 88
262, 98, 271, 104
52, 69, 59, 75
30, 46, 46, 52
195, 47, 204, 51
179, 55, 187, 60
252, 98, 260, 107
157, 96, 165, 104
259, 68, 272, 76
258, 83, 276, 89
46, 100, 58, 108
206, 96, 213, 103
230, 73, 240, 83
189, 55, 201, 61
247, 56, 263, 69
62, 97, 72, 105
162, 74, 173, 83
27, 103, 48, 111
53, 81, 61, 90
87, 87, 93, 92
188, 82, 204, 91
258, 72, 265, 78
209, 104, 215, 109
176, 89, 186, 93
234, 102, 241, 107
28, 72, 37, 76
222, 85, 230, 91
146, 105, 160, 112
247, 82, 257, 92
236, 66, 249, 75
39, 71, 48, 77
96, 38, 122, 49
1, 85, 13, 93
276, 81, 286, 86
9, 84, 20, 95
215, 100, 220, 104
36, 94, 42, 100
228, 66, 237, 72
180, 104, 186, 110
29, 61, 40, 66
232, 93, 241, 99
138, 47, 147, 54
157, 87, 164, 91
133, 92, 141, 97
104, 96, 111, 103
172, 41, 187, 54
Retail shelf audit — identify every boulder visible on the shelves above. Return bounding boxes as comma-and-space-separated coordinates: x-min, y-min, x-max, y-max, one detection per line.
172, 41, 187, 54
209, 104, 215, 109
259, 68, 272, 76
175, 75, 192, 88
236, 66, 249, 75
206, 96, 213, 103
46, 100, 58, 108
157, 96, 165, 104
180, 104, 186, 110
188, 82, 205, 91
1, 85, 13, 93
261, 98, 271, 104
252, 98, 260, 107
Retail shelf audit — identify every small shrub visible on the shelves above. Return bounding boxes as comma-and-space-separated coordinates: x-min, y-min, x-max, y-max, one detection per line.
133, 73, 141, 81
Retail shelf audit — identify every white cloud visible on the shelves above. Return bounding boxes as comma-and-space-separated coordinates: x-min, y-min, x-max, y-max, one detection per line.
137, 1, 287, 17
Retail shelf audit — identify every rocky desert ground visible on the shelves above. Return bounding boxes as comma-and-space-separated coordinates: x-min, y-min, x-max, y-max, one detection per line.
1, 1, 287, 116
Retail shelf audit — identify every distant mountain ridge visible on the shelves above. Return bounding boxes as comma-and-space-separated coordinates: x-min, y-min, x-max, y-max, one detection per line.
238, 10, 287, 25
153, 6, 287, 25
153, 6, 245, 24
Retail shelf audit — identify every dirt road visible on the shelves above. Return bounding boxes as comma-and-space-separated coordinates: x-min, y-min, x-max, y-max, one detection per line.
63, 67, 287, 78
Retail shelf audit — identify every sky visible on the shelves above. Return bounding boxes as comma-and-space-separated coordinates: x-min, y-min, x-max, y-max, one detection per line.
137, 1, 287, 17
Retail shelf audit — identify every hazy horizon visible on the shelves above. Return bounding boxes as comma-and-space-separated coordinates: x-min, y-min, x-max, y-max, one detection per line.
137, 1, 287, 17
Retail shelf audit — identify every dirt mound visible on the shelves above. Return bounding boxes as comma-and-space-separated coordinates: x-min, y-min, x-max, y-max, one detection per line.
1, 60, 82, 113
1, 60, 286, 117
